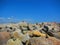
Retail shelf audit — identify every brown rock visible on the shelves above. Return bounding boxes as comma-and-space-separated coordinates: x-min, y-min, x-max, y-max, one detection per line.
26, 37, 60, 45
48, 37, 60, 45
26, 37, 53, 45
0, 32, 10, 45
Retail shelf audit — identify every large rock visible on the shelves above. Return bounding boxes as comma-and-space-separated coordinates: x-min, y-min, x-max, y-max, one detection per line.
26, 37, 60, 45
6, 39, 23, 45
48, 37, 60, 45
12, 30, 30, 42
53, 32, 60, 39
0, 24, 6, 32
0, 32, 10, 45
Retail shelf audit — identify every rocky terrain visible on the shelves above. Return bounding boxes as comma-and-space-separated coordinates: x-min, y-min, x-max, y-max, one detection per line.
0, 21, 60, 45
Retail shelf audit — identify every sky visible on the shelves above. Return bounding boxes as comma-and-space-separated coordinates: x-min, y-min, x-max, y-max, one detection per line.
0, 0, 60, 23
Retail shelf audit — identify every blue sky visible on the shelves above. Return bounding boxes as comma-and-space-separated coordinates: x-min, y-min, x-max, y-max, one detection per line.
0, 0, 60, 23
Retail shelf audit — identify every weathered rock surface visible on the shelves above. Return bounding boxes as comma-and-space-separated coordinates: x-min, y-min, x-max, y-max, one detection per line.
0, 32, 10, 45
26, 37, 60, 45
